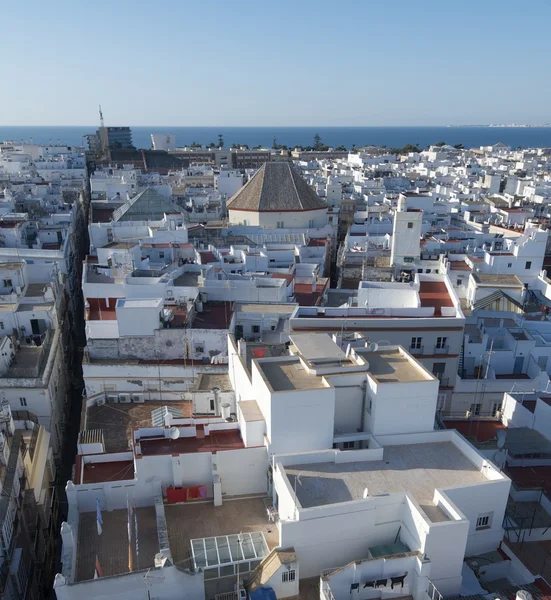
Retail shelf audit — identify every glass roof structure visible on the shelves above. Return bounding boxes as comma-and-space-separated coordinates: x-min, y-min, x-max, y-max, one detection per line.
191, 532, 269, 570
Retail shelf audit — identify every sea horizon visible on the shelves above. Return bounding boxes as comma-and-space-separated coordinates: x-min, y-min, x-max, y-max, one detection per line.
1, 125, 550, 150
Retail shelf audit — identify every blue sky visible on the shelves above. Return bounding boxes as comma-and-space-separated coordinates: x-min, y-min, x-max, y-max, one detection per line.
2, 0, 550, 126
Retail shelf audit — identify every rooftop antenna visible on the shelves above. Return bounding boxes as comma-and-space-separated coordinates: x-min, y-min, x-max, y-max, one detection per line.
99, 104, 105, 128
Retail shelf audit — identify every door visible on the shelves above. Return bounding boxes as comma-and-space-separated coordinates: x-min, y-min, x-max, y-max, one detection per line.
513, 356, 524, 374
30, 319, 40, 335
235, 325, 244, 341
57, 231, 63, 244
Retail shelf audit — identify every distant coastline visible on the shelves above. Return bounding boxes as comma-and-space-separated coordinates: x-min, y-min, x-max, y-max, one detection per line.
447, 124, 551, 128
1, 125, 550, 149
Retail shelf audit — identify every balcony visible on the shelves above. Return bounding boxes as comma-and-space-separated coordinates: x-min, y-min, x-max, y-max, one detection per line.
433, 345, 449, 355
409, 345, 424, 355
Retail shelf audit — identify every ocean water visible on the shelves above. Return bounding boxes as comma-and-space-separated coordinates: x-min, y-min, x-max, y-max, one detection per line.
0, 125, 550, 150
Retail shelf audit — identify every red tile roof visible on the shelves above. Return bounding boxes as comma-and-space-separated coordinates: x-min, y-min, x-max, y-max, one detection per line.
443, 420, 506, 442
82, 460, 135, 484
139, 428, 244, 456
419, 281, 453, 316
199, 251, 217, 264
449, 261, 472, 272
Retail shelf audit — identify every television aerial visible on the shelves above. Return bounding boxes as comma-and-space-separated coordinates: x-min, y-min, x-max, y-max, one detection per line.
368, 342, 379, 352
169, 427, 180, 440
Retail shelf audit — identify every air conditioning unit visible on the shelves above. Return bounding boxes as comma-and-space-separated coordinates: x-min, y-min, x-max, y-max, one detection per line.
106, 394, 119, 404
118, 393, 131, 404
97, 397, 106, 406
131, 394, 144, 404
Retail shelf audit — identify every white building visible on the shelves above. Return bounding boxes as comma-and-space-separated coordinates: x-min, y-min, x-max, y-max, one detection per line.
227, 162, 329, 229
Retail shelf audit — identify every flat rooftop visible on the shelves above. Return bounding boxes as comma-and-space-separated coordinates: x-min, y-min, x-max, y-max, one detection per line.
284, 442, 487, 520
236, 303, 296, 315
239, 400, 264, 422
173, 272, 200, 286
290, 332, 347, 363
75, 507, 158, 582
190, 301, 233, 330
418, 281, 454, 316
81, 459, 135, 484
443, 420, 506, 443
259, 359, 327, 392
165, 497, 279, 568
472, 273, 523, 287
358, 348, 431, 384
195, 372, 232, 391
86, 400, 193, 453
117, 298, 162, 309
139, 428, 244, 456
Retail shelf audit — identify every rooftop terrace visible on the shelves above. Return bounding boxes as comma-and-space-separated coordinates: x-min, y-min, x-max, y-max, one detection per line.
165, 497, 279, 569
259, 359, 327, 392
75, 507, 158, 582
86, 400, 193, 453
139, 427, 244, 456
191, 301, 233, 330
358, 348, 432, 384
418, 281, 454, 316
284, 442, 487, 519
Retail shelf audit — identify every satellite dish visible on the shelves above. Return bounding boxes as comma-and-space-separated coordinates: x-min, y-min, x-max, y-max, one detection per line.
363, 488, 369, 499
368, 342, 379, 352
496, 430, 506, 449
169, 427, 180, 440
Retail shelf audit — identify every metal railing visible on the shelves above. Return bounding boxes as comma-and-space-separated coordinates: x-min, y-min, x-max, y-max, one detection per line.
434, 345, 449, 355
321, 581, 336, 600
215, 592, 239, 600
409, 345, 424, 355
427, 579, 443, 600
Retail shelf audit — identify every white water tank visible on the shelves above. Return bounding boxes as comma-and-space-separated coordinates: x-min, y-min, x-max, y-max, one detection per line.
221, 403, 231, 420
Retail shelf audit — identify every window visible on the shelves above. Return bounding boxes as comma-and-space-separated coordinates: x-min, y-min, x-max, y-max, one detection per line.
432, 362, 446, 381
508, 263, 512, 268
195, 345, 204, 354
457, 278, 463, 286
525, 261, 532, 269
411, 337, 422, 349
476, 512, 493, 530
470, 403, 482, 416
0, 322, 4, 330
436, 337, 447, 349
417, 269, 423, 273
308, 219, 314, 228
342, 441, 355, 450
103, 384, 116, 392
3, 279, 12, 287
491, 402, 502, 417
407, 222, 413, 229
252, 325, 260, 334
209, 399, 215, 411
159, 252, 165, 259
282, 570, 296, 583
19, 398, 27, 407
